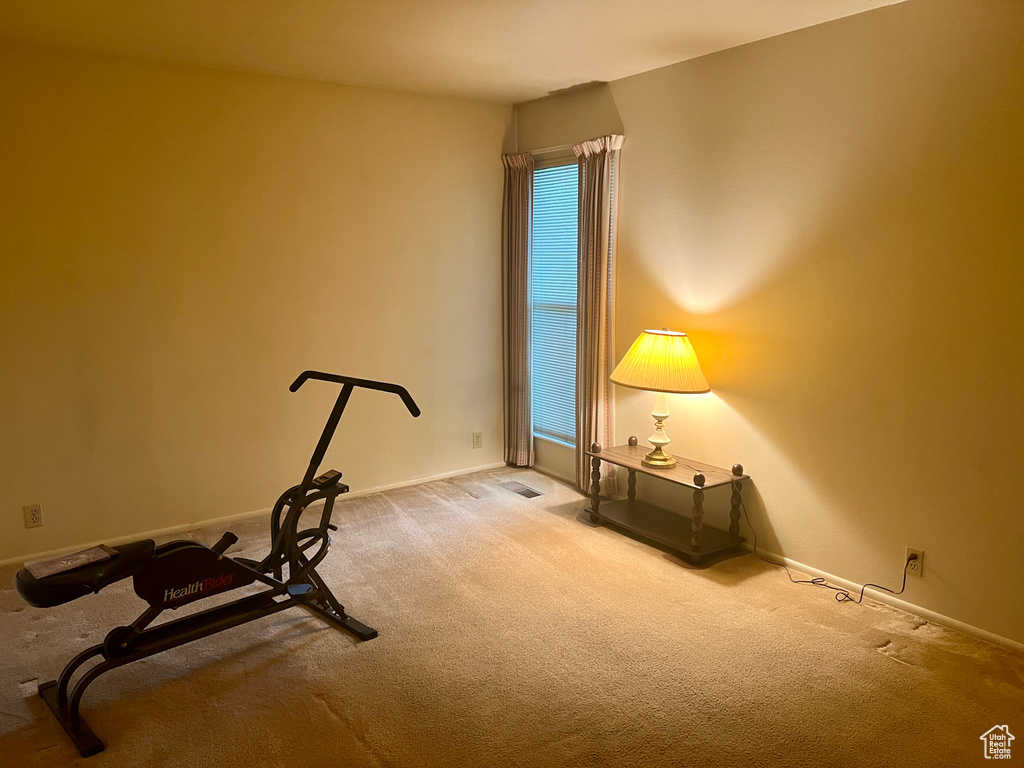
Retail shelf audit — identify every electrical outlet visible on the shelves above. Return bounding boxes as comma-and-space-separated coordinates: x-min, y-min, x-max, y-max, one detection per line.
23, 504, 42, 528
906, 547, 923, 577
472, 431, 482, 449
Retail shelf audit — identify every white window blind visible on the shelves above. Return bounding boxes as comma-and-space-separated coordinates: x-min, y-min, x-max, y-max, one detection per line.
531, 163, 578, 445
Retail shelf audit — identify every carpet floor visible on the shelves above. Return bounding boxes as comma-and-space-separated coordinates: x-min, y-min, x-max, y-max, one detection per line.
1, 468, 1021, 767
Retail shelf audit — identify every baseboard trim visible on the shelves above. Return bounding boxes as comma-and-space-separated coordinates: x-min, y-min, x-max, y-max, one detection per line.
759, 548, 1024, 653
1, 462, 507, 569
10, 468, 1019, 655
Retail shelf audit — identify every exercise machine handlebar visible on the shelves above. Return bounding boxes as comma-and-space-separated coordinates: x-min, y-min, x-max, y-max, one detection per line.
292, 372, 421, 494
289, 371, 421, 418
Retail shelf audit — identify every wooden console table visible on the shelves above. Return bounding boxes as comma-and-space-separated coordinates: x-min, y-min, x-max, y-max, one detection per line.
578, 437, 749, 566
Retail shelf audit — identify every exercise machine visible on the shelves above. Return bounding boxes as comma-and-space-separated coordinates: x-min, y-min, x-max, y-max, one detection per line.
15, 371, 420, 757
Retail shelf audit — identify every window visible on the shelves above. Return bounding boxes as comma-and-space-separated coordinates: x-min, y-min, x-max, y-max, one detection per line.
531, 163, 578, 446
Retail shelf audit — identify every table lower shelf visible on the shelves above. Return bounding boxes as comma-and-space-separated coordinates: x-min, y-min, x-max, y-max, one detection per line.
580, 499, 745, 565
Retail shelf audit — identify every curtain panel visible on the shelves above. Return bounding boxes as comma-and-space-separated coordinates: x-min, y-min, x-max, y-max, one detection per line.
574, 135, 624, 492
501, 152, 535, 467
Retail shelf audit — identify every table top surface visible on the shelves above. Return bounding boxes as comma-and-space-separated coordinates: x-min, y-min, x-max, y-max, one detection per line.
586, 443, 748, 489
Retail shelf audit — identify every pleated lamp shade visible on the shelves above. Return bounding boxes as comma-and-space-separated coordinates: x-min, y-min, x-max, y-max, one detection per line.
609, 330, 710, 394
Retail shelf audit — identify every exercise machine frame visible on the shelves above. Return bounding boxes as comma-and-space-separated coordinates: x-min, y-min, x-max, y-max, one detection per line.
17, 371, 419, 756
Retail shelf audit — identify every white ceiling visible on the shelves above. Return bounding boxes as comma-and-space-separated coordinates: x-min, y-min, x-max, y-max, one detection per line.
0, 0, 904, 103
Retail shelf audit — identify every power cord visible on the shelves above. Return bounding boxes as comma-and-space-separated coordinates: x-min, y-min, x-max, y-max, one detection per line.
738, 496, 917, 604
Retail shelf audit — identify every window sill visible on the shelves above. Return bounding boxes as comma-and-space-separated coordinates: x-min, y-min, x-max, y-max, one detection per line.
533, 433, 575, 450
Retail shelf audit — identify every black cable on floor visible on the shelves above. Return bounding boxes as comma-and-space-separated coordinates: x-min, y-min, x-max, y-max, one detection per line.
738, 496, 916, 604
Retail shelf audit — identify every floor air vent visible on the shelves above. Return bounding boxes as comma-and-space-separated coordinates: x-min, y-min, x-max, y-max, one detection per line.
500, 481, 543, 499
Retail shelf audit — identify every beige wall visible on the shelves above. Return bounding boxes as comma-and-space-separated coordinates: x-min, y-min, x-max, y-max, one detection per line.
0, 42, 510, 561
519, 0, 1024, 644
515, 84, 623, 152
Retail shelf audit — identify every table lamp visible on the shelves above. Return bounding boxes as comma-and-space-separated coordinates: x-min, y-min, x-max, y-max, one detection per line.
609, 329, 710, 469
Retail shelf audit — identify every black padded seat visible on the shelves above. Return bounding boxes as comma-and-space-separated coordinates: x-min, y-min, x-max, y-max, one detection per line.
16, 539, 157, 608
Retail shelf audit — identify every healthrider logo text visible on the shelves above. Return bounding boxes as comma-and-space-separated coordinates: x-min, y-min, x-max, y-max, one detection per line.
162, 574, 235, 603
980, 726, 1014, 759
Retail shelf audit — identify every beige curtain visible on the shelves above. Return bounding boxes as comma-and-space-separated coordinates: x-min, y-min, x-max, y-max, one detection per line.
574, 135, 623, 491
501, 152, 535, 467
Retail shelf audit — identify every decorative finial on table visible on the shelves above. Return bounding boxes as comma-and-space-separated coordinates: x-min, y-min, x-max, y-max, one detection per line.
628, 436, 638, 446
591, 442, 602, 453
732, 464, 744, 476
693, 473, 706, 487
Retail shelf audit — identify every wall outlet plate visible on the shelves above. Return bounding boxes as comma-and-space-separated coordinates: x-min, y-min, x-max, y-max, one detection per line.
472, 431, 482, 449
906, 547, 923, 577
23, 503, 43, 528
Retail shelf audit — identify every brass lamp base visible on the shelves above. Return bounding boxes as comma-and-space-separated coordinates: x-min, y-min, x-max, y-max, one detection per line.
641, 392, 677, 469
642, 446, 676, 469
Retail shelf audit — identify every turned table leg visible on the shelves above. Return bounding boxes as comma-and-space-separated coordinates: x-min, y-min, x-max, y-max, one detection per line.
729, 479, 743, 539
691, 488, 705, 553
589, 451, 602, 521
627, 469, 636, 506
